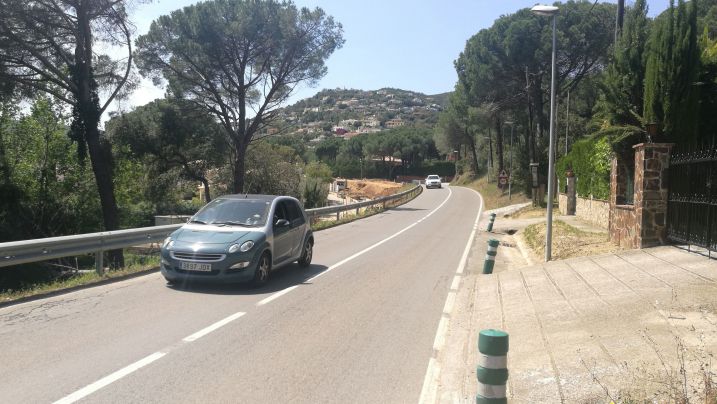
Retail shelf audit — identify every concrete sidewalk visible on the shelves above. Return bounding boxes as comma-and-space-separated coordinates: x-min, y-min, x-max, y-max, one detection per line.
435, 207, 717, 403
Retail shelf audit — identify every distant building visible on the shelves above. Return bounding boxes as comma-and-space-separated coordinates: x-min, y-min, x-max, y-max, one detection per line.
385, 118, 405, 128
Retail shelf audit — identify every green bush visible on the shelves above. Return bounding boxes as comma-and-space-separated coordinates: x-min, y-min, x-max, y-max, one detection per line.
556, 136, 612, 200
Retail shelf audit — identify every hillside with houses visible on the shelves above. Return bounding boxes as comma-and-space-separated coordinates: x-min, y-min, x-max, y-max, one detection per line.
266, 88, 449, 141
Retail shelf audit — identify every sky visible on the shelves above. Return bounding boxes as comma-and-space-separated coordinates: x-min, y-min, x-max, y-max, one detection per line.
112, 0, 672, 118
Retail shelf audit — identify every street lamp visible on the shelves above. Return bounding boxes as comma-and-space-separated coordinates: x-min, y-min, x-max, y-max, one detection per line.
532, 4, 559, 262
504, 121, 515, 200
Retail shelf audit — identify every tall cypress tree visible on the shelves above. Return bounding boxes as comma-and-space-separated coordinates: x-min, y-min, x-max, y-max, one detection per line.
644, 0, 700, 143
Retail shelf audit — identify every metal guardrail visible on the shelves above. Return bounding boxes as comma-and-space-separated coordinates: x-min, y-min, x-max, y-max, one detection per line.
306, 184, 422, 220
0, 184, 423, 271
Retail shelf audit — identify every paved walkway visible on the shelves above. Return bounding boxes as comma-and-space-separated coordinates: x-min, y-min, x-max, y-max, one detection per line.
434, 207, 717, 403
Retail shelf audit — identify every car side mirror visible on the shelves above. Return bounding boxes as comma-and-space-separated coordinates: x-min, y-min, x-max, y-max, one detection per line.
275, 218, 290, 227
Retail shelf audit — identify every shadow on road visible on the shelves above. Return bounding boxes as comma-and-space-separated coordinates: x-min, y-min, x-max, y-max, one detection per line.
165, 263, 329, 295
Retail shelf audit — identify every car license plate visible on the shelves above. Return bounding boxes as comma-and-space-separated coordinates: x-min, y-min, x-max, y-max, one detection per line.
180, 262, 212, 272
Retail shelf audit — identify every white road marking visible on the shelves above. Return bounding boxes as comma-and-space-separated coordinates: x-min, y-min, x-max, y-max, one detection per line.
450, 275, 461, 291
419, 186, 484, 404
257, 285, 299, 306
418, 357, 440, 404
432, 316, 450, 351
255, 187, 455, 306
182, 311, 246, 342
53, 351, 166, 404
55, 311, 249, 402
442, 291, 457, 315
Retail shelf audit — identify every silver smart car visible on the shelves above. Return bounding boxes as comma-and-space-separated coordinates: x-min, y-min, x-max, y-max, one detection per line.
160, 195, 314, 287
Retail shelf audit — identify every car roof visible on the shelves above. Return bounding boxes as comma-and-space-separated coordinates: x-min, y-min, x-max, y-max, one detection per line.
218, 194, 282, 202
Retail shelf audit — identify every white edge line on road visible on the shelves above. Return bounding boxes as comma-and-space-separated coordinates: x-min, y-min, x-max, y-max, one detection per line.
442, 291, 457, 315
183, 311, 246, 342
418, 357, 440, 404
255, 187, 454, 306
432, 316, 450, 351
450, 275, 461, 291
418, 186, 484, 404
52, 351, 166, 404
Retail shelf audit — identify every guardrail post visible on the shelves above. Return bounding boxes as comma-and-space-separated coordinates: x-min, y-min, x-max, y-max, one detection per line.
487, 213, 497, 232
95, 250, 104, 275
483, 239, 499, 274
356, 206, 360, 216
476, 329, 509, 404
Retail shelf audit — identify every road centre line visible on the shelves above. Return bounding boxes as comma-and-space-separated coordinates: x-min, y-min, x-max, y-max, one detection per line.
419, 187, 484, 404
183, 311, 247, 342
55, 311, 248, 403
257, 285, 299, 306
53, 352, 166, 404
256, 187, 455, 306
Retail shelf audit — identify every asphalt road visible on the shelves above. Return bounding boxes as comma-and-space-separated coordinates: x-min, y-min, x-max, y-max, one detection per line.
0, 185, 482, 404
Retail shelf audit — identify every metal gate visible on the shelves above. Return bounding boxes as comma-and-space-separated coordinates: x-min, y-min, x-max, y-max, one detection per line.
667, 145, 717, 256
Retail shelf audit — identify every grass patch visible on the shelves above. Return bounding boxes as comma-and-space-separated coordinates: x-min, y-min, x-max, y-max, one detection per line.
522, 220, 621, 260
0, 254, 159, 304
453, 175, 530, 210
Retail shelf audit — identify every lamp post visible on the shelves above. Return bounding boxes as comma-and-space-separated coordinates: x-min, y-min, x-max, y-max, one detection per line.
504, 121, 515, 200
532, 4, 559, 262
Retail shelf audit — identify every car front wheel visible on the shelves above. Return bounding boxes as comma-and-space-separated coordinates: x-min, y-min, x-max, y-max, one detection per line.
252, 252, 271, 287
298, 239, 313, 268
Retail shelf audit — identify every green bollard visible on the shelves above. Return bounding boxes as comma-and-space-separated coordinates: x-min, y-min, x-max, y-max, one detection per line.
486, 213, 497, 232
476, 329, 509, 404
482, 239, 500, 274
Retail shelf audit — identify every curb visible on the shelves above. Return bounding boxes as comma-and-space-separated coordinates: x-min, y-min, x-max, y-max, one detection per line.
0, 267, 159, 309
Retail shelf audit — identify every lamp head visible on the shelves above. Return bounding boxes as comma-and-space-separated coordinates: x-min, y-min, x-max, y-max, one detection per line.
531, 4, 559, 16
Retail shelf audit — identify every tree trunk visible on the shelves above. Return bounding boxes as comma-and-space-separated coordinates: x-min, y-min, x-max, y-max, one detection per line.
76, 2, 122, 267
487, 127, 494, 174
233, 141, 247, 193
616, 0, 625, 42
467, 134, 479, 176
533, 75, 545, 140
495, 117, 504, 173
200, 177, 211, 202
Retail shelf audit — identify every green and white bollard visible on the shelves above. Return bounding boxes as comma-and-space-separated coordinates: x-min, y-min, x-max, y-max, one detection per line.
486, 213, 497, 232
482, 239, 500, 274
476, 329, 509, 404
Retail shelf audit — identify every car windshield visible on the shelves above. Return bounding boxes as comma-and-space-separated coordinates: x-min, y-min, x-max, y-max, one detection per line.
191, 198, 271, 227
427, 175, 440, 180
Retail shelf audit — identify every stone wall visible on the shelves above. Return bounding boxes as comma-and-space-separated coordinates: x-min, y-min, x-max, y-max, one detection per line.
558, 193, 609, 229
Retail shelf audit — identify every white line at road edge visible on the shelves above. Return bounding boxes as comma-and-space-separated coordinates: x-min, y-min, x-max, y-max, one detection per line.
53, 352, 166, 404
418, 186, 484, 404
256, 187, 455, 306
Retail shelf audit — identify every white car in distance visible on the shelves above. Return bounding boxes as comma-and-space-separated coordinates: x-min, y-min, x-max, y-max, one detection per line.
425, 175, 442, 189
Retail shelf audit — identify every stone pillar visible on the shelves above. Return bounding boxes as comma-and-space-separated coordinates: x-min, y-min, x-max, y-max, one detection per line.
633, 143, 673, 247
566, 170, 576, 215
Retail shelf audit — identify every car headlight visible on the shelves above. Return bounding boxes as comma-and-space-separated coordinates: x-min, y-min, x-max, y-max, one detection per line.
229, 241, 254, 253
162, 237, 174, 249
